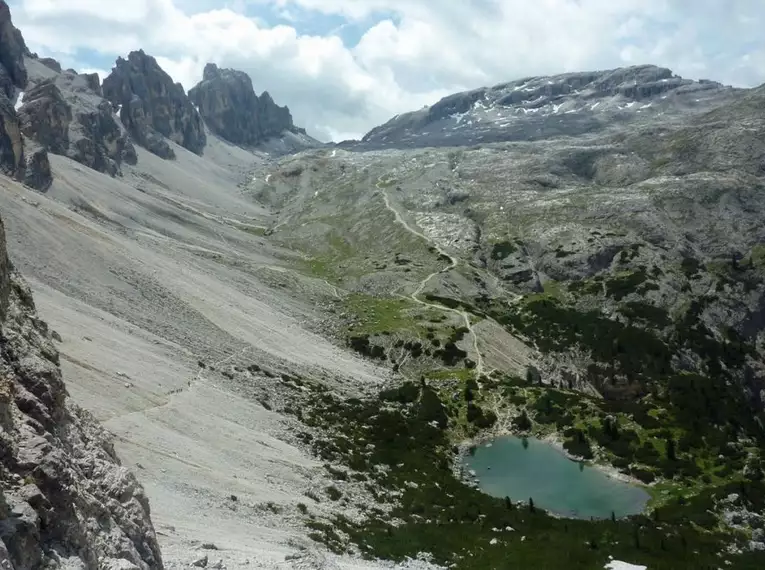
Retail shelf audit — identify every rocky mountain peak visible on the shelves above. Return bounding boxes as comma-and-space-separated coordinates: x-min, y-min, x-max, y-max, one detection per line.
188, 63, 299, 147
103, 49, 206, 159
357, 63, 739, 149
202, 62, 223, 81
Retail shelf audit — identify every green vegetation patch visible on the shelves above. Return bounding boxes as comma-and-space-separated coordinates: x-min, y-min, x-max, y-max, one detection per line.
344, 294, 420, 335
618, 301, 671, 328
604, 268, 652, 300
490, 240, 518, 260
292, 382, 765, 570
750, 244, 765, 268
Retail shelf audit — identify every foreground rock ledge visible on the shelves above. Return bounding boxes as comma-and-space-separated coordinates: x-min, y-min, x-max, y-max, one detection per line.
0, 212, 163, 570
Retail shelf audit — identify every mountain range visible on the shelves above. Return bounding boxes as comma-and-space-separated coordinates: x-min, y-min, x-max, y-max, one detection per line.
2, 1, 765, 569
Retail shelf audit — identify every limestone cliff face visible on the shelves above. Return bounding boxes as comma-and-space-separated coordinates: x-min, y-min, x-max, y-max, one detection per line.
0, 1, 26, 97
0, 0, 27, 182
17, 81, 72, 155
103, 51, 206, 159
188, 63, 299, 146
0, 214, 164, 570
17, 65, 137, 179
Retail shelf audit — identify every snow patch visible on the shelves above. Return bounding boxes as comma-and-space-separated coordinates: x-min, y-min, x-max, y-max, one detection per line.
265, 174, 272, 183
330, 149, 337, 157
451, 111, 470, 124
604, 561, 647, 570
639, 103, 652, 109
591, 102, 601, 110
552, 104, 562, 113
13, 91, 24, 111
625, 101, 636, 108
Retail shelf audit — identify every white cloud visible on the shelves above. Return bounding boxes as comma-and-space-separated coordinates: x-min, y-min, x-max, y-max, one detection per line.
7, 0, 765, 141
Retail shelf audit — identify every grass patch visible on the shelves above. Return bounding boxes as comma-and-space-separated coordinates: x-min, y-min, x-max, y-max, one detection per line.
749, 244, 765, 269
424, 368, 476, 382
344, 294, 420, 335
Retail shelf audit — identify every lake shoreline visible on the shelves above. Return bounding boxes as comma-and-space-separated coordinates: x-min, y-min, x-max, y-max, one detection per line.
453, 428, 652, 518
455, 426, 649, 487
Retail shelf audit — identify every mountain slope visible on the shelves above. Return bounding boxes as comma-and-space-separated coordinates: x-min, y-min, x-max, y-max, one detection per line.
350, 65, 740, 150
1, 4, 395, 569
244, 67, 765, 567
0, 207, 163, 570
3, 0, 765, 566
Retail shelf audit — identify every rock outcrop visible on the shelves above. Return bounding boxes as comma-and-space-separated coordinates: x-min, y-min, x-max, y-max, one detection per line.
21, 142, 52, 190
189, 63, 299, 146
103, 50, 206, 159
18, 68, 137, 178
0, 0, 27, 181
0, 213, 163, 569
0, 1, 27, 96
18, 81, 71, 154
37, 58, 61, 74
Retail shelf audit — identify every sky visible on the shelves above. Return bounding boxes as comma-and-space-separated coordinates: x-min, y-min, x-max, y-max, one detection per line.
7, 0, 765, 142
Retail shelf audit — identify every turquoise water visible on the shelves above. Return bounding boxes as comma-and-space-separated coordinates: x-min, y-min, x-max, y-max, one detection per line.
463, 436, 650, 519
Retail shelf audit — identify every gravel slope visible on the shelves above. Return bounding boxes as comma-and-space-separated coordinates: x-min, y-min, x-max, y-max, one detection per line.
0, 133, 408, 569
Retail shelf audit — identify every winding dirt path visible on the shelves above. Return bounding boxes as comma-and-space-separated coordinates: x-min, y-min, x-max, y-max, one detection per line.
377, 177, 485, 376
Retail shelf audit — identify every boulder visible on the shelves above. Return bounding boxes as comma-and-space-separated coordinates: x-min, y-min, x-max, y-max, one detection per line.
22, 142, 52, 191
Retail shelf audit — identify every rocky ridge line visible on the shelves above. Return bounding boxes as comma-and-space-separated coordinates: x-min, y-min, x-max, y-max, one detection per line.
357, 64, 740, 149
